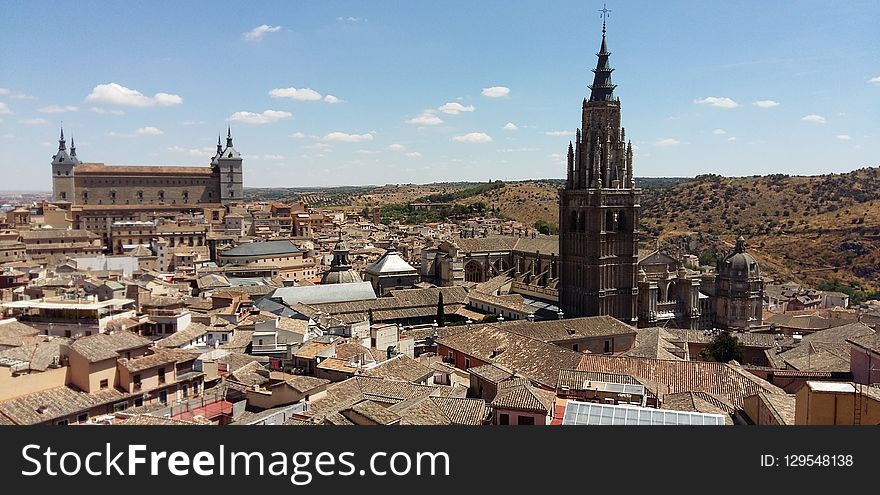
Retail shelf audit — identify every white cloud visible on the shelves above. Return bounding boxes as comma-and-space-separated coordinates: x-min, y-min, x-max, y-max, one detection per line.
547, 153, 565, 163
227, 110, 292, 124
801, 114, 826, 124
324, 95, 344, 104
727, 137, 738, 142
405, 152, 422, 158
868, 76, 880, 85
452, 132, 492, 143
481, 86, 510, 98
358, 149, 381, 155
712, 129, 726, 135
244, 24, 281, 41
836, 134, 852, 140
337, 16, 364, 22
289, 132, 306, 139
0, 88, 34, 100
387, 144, 406, 152
322, 132, 373, 143
694, 96, 740, 108
269, 87, 322, 101
90, 107, 125, 115
181, 120, 204, 125
168, 145, 216, 157
438, 102, 475, 115
654, 138, 682, 147
38, 105, 79, 113
0, 133, 15, 140
21, 118, 47, 125
86, 83, 182, 107
497, 147, 539, 153
261, 154, 286, 160
136, 126, 163, 136
306, 142, 333, 151
544, 130, 571, 136
753, 100, 780, 108
503, 122, 518, 131
406, 110, 443, 126
0, 102, 13, 114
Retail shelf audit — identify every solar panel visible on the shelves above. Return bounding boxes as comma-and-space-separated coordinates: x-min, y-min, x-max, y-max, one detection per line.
561, 400, 726, 426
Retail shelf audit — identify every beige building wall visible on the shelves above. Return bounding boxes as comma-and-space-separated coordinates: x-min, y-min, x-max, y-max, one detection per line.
795, 384, 880, 425
118, 363, 176, 394
73, 168, 220, 206
43, 207, 72, 229
67, 350, 119, 393
0, 366, 68, 401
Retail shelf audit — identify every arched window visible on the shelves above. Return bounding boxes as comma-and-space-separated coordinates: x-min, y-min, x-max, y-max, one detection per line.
606, 210, 620, 232
464, 260, 484, 283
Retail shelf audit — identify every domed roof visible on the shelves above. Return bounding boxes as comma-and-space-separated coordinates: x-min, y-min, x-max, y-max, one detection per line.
718, 236, 760, 279
365, 242, 417, 275
321, 236, 362, 284
321, 268, 362, 284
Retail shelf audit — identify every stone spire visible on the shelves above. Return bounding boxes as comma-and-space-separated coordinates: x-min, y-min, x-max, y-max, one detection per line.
226, 125, 233, 148
70, 137, 76, 157
588, 21, 617, 102
735, 235, 746, 254
216, 134, 223, 155
58, 125, 66, 152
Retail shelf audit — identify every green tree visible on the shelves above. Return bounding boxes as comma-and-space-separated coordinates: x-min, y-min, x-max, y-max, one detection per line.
436, 291, 445, 327
698, 250, 718, 267
699, 331, 744, 363
534, 219, 559, 235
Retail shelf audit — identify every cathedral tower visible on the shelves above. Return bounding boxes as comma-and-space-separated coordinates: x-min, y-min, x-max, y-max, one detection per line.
217, 125, 243, 204
558, 21, 641, 325
51, 126, 77, 201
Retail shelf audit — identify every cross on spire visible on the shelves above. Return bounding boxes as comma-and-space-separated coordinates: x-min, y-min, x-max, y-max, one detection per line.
58, 122, 66, 151
599, 3, 612, 34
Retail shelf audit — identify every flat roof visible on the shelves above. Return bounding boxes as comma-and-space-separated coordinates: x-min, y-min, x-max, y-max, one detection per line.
562, 400, 726, 426
1, 298, 135, 310
806, 381, 856, 393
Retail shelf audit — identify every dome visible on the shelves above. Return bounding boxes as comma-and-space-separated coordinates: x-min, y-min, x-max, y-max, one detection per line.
321, 268, 362, 284
321, 237, 362, 284
718, 236, 760, 280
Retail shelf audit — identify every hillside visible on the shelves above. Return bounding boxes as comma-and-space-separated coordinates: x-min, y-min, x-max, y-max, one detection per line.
243, 167, 880, 291
642, 168, 880, 290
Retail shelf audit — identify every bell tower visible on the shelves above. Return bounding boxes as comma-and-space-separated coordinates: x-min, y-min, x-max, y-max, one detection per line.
558, 17, 641, 325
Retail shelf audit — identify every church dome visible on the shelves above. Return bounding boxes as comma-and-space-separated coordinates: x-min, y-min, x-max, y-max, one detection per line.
321, 238, 362, 284
321, 269, 362, 284
718, 236, 760, 280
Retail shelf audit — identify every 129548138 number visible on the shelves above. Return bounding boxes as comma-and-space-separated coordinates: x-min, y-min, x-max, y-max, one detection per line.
783, 454, 853, 467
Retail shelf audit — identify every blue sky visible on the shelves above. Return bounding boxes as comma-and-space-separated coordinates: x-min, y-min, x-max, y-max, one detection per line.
1, 0, 878, 189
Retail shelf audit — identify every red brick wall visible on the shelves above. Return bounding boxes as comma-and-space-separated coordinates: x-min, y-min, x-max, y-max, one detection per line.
436, 344, 488, 371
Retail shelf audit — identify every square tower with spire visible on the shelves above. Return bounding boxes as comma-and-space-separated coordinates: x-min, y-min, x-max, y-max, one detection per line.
51, 126, 79, 201
215, 125, 244, 204
558, 19, 641, 325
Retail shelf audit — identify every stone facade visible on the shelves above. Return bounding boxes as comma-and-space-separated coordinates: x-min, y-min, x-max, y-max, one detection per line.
50, 127, 242, 206
636, 251, 703, 329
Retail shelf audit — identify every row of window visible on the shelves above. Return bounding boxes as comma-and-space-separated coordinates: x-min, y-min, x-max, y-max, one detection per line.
57, 382, 202, 425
